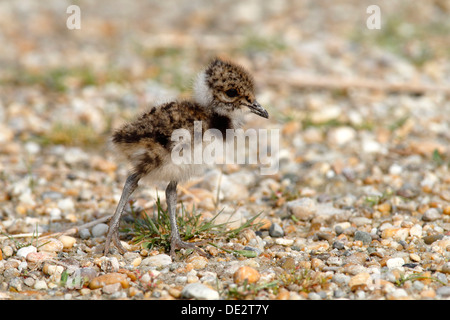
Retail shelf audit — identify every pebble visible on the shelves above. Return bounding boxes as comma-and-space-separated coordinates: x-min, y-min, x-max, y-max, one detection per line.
175, 275, 187, 284
141, 254, 172, 268
233, 266, 260, 284
381, 228, 409, 241
16, 246, 37, 259
332, 274, 350, 285
79, 288, 91, 296
436, 273, 448, 285
423, 234, 443, 245
5, 259, 20, 270
390, 288, 408, 299
140, 270, 160, 284
436, 286, 450, 297
59, 235, 76, 249
344, 264, 366, 275
34, 280, 48, 290
334, 289, 345, 298
2, 246, 13, 258
78, 267, 98, 283
89, 273, 129, 289
409, 224, 422, 238
421, 289, 436, 298
306, 241, 329, 252
286, 198, 316, 221
38, 238, 64, 253
124, 252, 142, 267
442, 262, 450, 274
102, 282, 123, 295
91, 223, 109, 237
41, 191, 63, 201
4, 268, 20, 279
354, 231, 372, 245
269, 223, 284, 237
26, 251, 54, 263
78, 228, 91, 239
181, 283, 219, 300
57, 198, 75, 213
275, 238, 294, 246
247, 236, 265, 254
422, 208, 441, 221
308, 292, 323, 300
409, 253, 420, 262
349, 272, 371, 290
100, 256, 120, 272
282, 257, 296, 270
186, 255, 208, 270
23, 277, 35, 287
332, 241, 345, 250
9, 277, 23, 292
413, 281, 425, 291
386, 258, 405, 270
434, 238, 450, 251
43, 264, 64, 277
327, 126, 356, 146
334, 222, 351, 234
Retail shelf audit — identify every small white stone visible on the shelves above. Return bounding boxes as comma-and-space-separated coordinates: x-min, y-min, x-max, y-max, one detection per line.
275, 238, 294, 246
18, 261, 28, 272
141, 254, 172, 268
19, 190, 35, 206
49, 208, 62, 219
391, 288, 408, 298
34, 280, 48, 290
362, 139, 383, 154
327, 127, 356, 146
286, 198, 317, 221
389, 163, 403, 175
57, 198, 75, 213
24, 141, 41, 154
386, 257, 405, 270
140, 273, 152, 284
409, 224, 422, 238
16, 246, 37, 259
181, 283, 219, 300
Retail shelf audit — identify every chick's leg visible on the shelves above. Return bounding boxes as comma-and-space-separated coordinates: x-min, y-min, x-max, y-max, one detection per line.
166, 180, 205, 257
104, 173, 140, 255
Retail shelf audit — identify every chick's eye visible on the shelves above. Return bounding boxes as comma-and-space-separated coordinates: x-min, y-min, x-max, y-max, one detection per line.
225, 88, 238, 98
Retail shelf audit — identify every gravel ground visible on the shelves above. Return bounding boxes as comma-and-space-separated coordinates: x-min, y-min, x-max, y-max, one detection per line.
1, 1, 450, 301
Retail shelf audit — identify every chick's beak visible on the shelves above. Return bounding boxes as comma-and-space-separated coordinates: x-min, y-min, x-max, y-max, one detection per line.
248, 101, 269, 119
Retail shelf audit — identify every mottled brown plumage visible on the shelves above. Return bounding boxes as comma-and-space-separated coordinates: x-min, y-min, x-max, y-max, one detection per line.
104, 58, 268, 258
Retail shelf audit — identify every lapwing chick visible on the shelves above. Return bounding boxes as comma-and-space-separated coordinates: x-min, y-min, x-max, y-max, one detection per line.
104, 58, 269, 258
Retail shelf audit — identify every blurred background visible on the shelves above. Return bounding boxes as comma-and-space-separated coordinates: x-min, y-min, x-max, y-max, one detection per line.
0, 0, 449, 210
